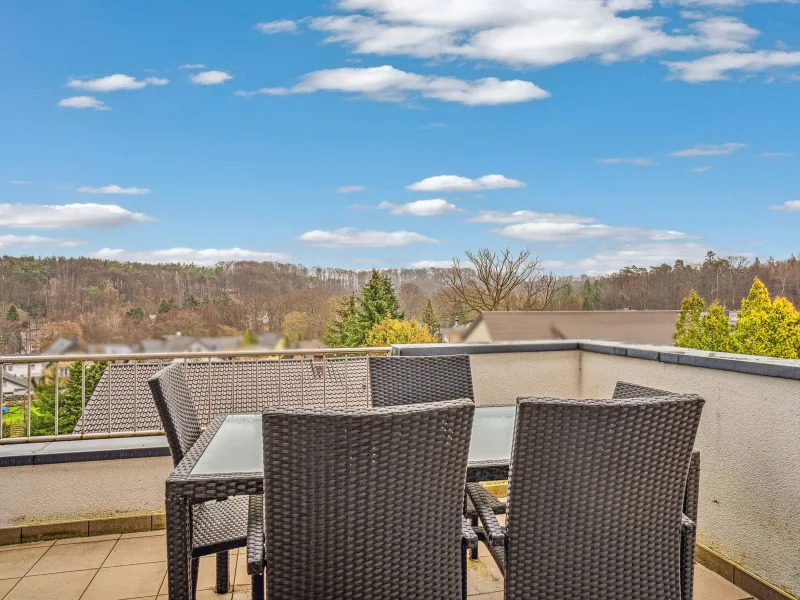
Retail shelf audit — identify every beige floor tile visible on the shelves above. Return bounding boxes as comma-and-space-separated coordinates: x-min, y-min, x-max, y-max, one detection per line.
694, 564, 754, 600
196, 552, 237, 591
0, 540, 53, 553
3, 569, 95, 600
233, 551, 252, 589
27, 540, 116, 575
466, 544, 504, 596
0, 578, 20, 598
81, 562, 166, 600
102, 535, 166, 567
232, 585, 253, 599
467, 592, 504, 599
196, 589, 232, 599
119, 530, 165, 540
54, 534, 120, 545
0, 545, 50, 579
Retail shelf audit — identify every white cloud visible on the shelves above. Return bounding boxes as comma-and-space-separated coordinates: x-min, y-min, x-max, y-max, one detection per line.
0, 234, 84, 249
597, 157, 655, 166
691, 166, 712, 172
377, 199, 460, 216
410, 260, 452, 268
58, 96, 109, 110
180, 64, 207, 69
407, 174, 525, 192
9, 180, 32, 185
769, 200, 800, 211
307, 2, 761, 70
298, 227, 439, 248
482, 210, 694, 242
420, 122, 446, 129
336, 185, 366, 193
0, 203, 153, 229
670, 142, 746, 157
663, 51, 800, 82
547, 243, 711, 274
678, 0, 796, 6
256, 20, 298, 34
469, 210, 596, 224
761, 151, 794, 157
190, 70, 233, 85
67, 74, 169, 92
234, 65, 549, 106
93, 247, 289, 265
77, 184, 151, 195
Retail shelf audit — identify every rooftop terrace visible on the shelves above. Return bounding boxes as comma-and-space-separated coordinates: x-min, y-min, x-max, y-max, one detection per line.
1, 341, 797, 600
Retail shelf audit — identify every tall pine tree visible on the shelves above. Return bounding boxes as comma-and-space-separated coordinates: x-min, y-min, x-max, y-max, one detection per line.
5, 304, 19, 321
421, 298, 440, 339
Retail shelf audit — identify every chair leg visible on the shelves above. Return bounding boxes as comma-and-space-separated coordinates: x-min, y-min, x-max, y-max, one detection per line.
470, 515, 479, 560
252, 572, 265, 600
191, 557, 199, 600
461, 549, 468, 600
215, 551, 230, 594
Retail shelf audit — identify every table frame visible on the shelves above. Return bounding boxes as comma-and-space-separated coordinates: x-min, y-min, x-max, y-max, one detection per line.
165, 413, 510, 600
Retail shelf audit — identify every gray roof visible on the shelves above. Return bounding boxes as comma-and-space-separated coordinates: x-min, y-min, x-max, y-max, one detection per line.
76, 357, 369, 434
293, 339, 326, 350
138, 339, 166, 353
40, 337, 80, 357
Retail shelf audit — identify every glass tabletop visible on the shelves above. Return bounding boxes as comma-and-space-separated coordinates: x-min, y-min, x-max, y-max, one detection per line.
190, 405, 516, 476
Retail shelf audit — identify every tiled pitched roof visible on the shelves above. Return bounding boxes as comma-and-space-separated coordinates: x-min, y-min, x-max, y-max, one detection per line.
75, 357, 369, 434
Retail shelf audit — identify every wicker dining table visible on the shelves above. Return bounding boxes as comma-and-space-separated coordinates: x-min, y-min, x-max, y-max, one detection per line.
164, 405, 515, 600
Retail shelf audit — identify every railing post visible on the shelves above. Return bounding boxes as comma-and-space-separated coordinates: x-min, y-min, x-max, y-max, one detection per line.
81, 361, 86, 437
27, 363, 32, 438
344, 355, 349, 408
0, 363, 4, 440
133, 361, 138, 433
55, 362, 60, 436
107, 363, 111, 434
207, 356, 212, 425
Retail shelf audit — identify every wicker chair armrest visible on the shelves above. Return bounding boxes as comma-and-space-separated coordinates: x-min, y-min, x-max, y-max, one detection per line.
462, 517, 479, 550
246, 495, 264, 576
681, 513, 696, 534
680, 513, 697, 600
466, 483, 505, 547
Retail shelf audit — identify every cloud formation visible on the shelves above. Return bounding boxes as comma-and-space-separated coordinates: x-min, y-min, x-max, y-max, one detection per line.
58, 96, 109, 110
0, 203, 152, 229
597, 157, 655, 166
298, 227, 439, 248
377, 199, 460, 216
235, 65, 549, 106
93, 247, 289, 265
190, 70, 233, 85
546, 242, 711, 274
407, 174, 525, 192
691, 166, 712, 172
257, 20, 298, 34
0, 234, 83, 249
663, 51, 800, 82
9, 180, 33, 185
479, 210, 693, 242
409, 260, 452, 268
180, 64, 207, 69
336, 185, 366, 193
670, 142, 746, 157
67, 74, 168, 92
769, 200, 800, 212
77, 185, 151, 195
307, 1, 760, 70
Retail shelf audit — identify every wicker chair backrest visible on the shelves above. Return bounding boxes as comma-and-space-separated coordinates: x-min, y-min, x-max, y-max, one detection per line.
368, 354, 474, 407
148, 361, 201, 466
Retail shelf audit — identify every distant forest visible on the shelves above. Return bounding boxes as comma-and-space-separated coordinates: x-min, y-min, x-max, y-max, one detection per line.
2, 251, 800, 352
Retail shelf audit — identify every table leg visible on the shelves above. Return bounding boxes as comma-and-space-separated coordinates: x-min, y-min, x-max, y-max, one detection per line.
166, 485, 193, 600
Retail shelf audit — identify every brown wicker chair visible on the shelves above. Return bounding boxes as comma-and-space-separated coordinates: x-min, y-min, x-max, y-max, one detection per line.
368, 354, 506, 560
149, 361, 256, 598
246, 399, 477, 600
469, 394, 704, 600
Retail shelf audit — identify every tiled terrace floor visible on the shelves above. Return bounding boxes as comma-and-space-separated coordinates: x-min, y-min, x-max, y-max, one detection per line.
0, 529, 756, 600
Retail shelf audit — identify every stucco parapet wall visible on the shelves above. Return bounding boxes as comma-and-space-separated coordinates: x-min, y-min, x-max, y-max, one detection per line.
394, 340, 800, 381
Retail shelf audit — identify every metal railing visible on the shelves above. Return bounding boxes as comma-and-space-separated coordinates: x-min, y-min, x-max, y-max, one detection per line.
0, 347, 390, 445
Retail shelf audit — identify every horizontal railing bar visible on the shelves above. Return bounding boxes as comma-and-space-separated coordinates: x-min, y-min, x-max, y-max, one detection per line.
0, 430, 165, 445
0, 347, 390, 364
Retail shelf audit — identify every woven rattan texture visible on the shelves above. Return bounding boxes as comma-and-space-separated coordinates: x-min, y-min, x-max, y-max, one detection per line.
504, 395, 704, 600
148, 361, 202, 464
368, 355, 473, 407
80, 357, 369, 433
261, 400, 475, 600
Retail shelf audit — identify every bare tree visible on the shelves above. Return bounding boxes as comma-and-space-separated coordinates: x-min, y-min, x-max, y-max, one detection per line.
442, 248, 564, 314
727, 256, 750, 309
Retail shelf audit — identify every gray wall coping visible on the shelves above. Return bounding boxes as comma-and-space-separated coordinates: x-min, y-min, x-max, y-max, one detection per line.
0, 435, 169, 467
393, 339, 800, 380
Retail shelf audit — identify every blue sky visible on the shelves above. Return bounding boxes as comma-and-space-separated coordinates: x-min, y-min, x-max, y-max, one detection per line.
1, 0, 799, 274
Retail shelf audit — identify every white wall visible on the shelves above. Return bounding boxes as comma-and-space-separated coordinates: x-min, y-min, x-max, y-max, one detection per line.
580, 352, 800, 597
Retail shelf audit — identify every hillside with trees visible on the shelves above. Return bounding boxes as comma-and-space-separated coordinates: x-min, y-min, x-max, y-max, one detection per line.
3, 249, 800, 354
